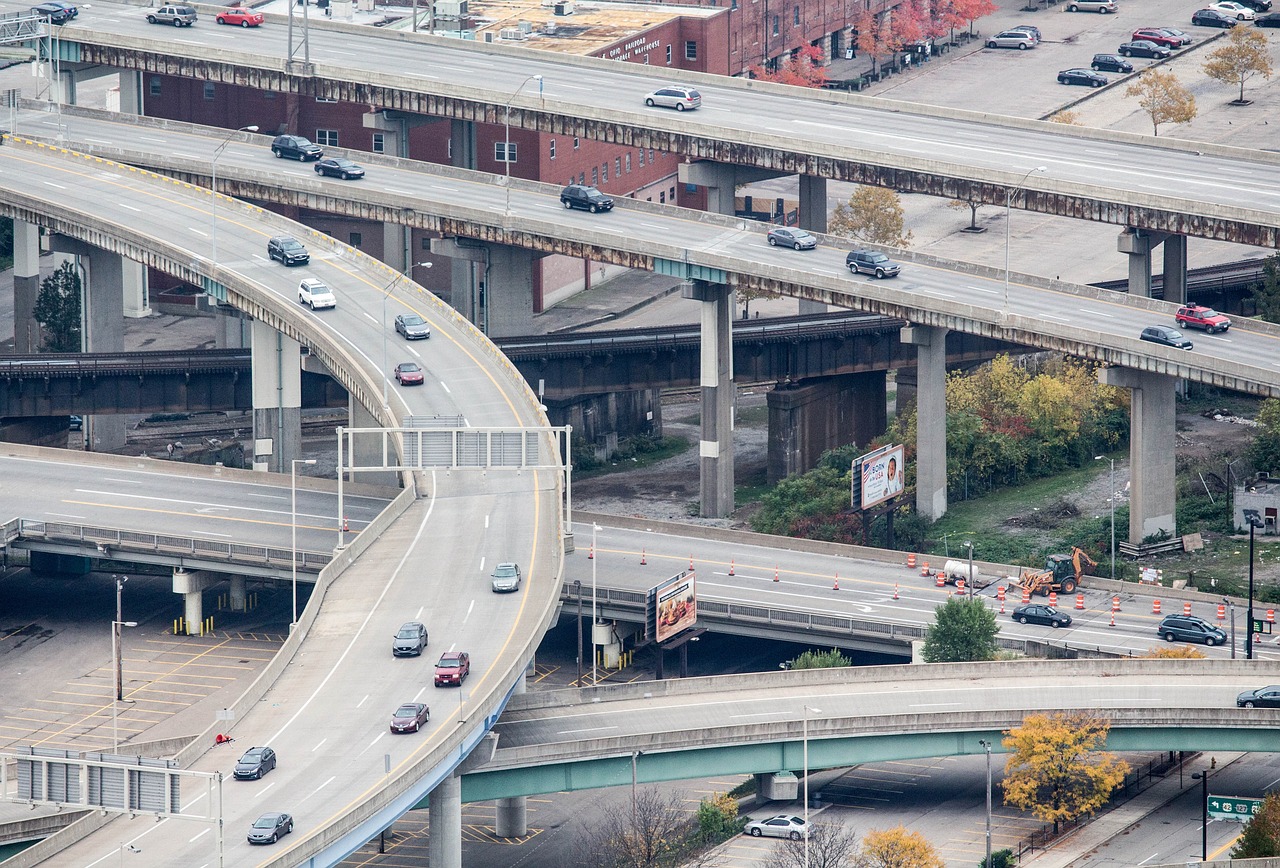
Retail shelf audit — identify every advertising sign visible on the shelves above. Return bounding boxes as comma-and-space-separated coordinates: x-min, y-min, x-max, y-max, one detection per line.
647, 570, 697, 644
857, 444, 905, 509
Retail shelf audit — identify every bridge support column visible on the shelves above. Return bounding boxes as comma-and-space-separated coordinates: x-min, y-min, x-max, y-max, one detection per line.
1162, 233, 1188, 305
117, 70, 144, 116
1118, 228, 1153, 297
431, 238, 539, 336
427, 773, 462, 868
683, 280, 735, 517
13, 220, 41, 353
228, 576, 247, 613
450, 119, 477, 170
214, 305, 250, 349
796, 174, 830, 316
495, 797, 527, 837
767, 372, 887, 484
348, 398, 398, 487
173, 568, 212, 635
250, 320, 302, 473
678, 161, 788, 217
901, 325, 948, 521
1099, 367, 1177, 542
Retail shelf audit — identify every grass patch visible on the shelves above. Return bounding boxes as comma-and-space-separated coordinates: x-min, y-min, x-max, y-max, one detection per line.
736, 405, 768, 426
574, 434, 691, 478
735, 465, 771, 505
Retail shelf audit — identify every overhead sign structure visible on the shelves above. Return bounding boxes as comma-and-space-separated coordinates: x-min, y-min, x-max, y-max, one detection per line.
647, 570, 697, 644
1207, 795, 1263, 822
855, 444, 905, 510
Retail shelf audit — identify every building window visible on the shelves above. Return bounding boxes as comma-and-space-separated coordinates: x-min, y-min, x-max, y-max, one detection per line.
574, 136, 580, 149
350, 232, 362, 247
495, 141, 517, 163
649, 148, 656, 164
149, 77, 162, 96
659, 190, 666, 203
615, 157, 621, 177
625, 153, 632, 173
422, 237, 432, 250
639, 149, 646, 167
549, 138, 556, 160
372, 133, 385, 154
316, 129, 339, 147
602, 162, 609, 182
669, 186, 676, 201
772, 14, 779, 35
579, 171, 585, 184
685, 40, 697, 60
666, 45, 673, 64
264, 91, 275, 100
202, 82, 215, 101
793, 5, 799, 24
592, 166, 598, 185
316, 95, 337, 103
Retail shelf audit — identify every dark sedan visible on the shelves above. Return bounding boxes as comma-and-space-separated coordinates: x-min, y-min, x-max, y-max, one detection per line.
1119, 40, 1172, 58
1091, 54, 1134, 72
1140, 325, 1193, 349
1157, 27, 1194, 43
1191, 8, 1238, 26
1257, 11, 1280, 24
233, 746, 277, 780
314, 157, 365, 179
1236, 0, 1272, 11
1237, 686, 1280, 708
1058, 68, 1108, 87
766, 227, 818, 250
390, 702, 431, 733
394, 313, 431, 340
247, 812, 293, 845
394, 361, 425, 385
1011, 604, 1072, 628
31, 1, 76, 22
1130, 27, 1187, 46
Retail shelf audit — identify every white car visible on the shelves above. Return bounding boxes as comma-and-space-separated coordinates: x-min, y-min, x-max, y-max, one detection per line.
1207, 1, 1256, 17
298, 278, 337, 310
743, 814, 809, 840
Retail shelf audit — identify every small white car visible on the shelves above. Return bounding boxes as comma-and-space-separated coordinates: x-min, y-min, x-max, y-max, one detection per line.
298, 278, 336, 310
1207, 1, 1256, 17
744, 814, 809, 840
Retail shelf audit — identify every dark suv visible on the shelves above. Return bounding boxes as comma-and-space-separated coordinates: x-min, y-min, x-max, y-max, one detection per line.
267, 236, 310, 266
1157, 614, 1226, 646
1091, 54, 1134, 72
271, 134, 323, 161
846, 249, 902, 278
560, 184, 614, 213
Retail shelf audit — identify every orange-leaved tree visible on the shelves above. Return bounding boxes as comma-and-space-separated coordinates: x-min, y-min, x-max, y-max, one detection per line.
855, 826, 945, 868
949, 0, 997, 37
855, 9, 894, 77
751, 45, 827, 88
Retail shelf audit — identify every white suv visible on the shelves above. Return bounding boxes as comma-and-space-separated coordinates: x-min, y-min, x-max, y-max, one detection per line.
298, 278, 336, 310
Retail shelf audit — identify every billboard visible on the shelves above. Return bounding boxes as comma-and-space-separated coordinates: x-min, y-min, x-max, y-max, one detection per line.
647, 570, 697, 644
857, 444, 905, 509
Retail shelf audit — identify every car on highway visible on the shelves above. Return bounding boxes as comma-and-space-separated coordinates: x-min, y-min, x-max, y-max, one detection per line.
30, 2, 75, 23
1118, 40, 1172, 59
1066, 0, 1116, 12
490, 562, 522, 593
1091, 54, 1134, 72
1207, 0, 1256, 17
1058, 68, 1108, 87
1011, 603, 1072, 628
1175, 304, 1231, 333
390, 702, 431, 732
987, 29, 1037, 49
314, 157, 365, 179
1130, 27, 1189, 46
392, 621, 428, 656
233, 746, 277, 780
267, 235, 310, 266
767, 227, 818, 250
1257, 10, 1280, 23
1191, 6, 1240, 24
216, 6, 263, 25
643, 85, 701, 111
744, 815, 809, 840
247, 812, 293, 845
1157, 614, 1226, 645
1140, 325, 1193, 350
1237, 686, 1280, 707
271, 134, 323, 161
298, 278, 336, 310
434, 651, 471, 686
146, 4, 197, 25
394, 361, 425, 386
394, 313, 431, 340
846, 249, 902, 278
560, 184, 614, 213
68, 415, 82, 431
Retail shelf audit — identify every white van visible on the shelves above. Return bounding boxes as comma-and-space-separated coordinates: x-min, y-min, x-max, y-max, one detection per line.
298, 278, 336, 310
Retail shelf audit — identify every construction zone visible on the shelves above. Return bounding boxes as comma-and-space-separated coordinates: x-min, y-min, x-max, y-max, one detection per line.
918, 546, 1098, 597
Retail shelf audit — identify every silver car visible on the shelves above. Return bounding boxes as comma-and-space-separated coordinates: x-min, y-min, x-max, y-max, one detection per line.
767, 227, 818, 250
987, 30, 1037, 49
744, 814, 809, 840
491, 562, 522, 593
643, 85, 702, 111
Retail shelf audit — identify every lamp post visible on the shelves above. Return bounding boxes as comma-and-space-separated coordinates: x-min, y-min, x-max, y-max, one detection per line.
591, 522, 600, 685
1004, 165, 1047, 316
291, 458, 317, 631
1245, 508, 1264, 659
1224, 596, 1236, 659
503, 74, 543, 216
964, 540, 974, 599
210, 125, 258, 271
978, 740, 993, 868
630, 749, 644, 826
1192, 770, 1209, 861
381, 262, 432, 410
1094, 455, 1116, 579
802, 705, 821, 868
111, 574, 137, 753
573, 579, 583, 684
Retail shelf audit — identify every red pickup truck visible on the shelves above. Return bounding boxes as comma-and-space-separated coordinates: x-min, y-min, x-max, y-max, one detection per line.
434, 651, 470, 687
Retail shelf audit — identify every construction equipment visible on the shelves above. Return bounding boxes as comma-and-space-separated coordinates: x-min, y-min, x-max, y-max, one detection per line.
1016, 546, 1097, 596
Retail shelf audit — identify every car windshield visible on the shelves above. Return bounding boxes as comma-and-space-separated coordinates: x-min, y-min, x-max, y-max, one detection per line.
439, 658, 461, 669
396, 626, 419, 638
493, 565, 517, 577
1197, 308, 1220, 316
242, 749, 264, 761
253, 817, 278, 829
395, 705, 419, 716
402, 315, 424, 326
281, 240, 303, 250
400, 363, 421, 373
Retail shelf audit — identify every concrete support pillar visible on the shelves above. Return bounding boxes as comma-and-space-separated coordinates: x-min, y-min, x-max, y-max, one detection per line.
172, 568, 212, 635
117, 70, 144, 115
12, 220, 41, 353
121, 261, 150, 318
683, 280, 734, 517
901, 325, 948, 521
485, 245, 535, 338
214, 305, 250, 349
229, 576, 247, 612
1162, 234, 1188, 305
766, 372, 887, 484
49, 66, 76, 105
382, 221, 410, 274
1118, 228, 1153, 297
679, 161, 786, 218
427, 774, 462, 868
1099, 367, 1177, 542
495, 797, 528, 837
450, 119, 477, 170
348, 396, 398, 487
797, 175, 829, 315
250, 320, 302, 473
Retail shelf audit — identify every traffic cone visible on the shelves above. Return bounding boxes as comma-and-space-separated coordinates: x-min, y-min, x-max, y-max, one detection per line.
1000, 598, 1006, 614
689, 554, 694, 571
1153, 599, 1161, 615
640, 548, 647, 565
729, 559, 735, 576
1109, 612, 1116, 627
907, 553, 917, 569
893, 584, 899, 600
1217, 604, 1226, 621
1112, 595, 1121, 612
1075, 594, 1085, 610
773, 566, 779, 582
1183, 601, 1192, 616
342, 517, 349, 532
587, 544, 594, 560
833, 573, 840, 591
1048, 591, 1058, 607
936, 573, 945, 588
921, 561, 931, 577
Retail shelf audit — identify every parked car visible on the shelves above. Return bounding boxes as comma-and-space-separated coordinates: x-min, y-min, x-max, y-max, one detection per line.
216, 6, 263, 25
1130, 27, 1188, 46
1008, 23, 1042, 40
267, 235, 310, 266
560, 184, 614, 212
846, 249, 902, 278
987, 30, 1037, 49
392, 621, 427, 656
1157, 614, 1226, 645
643, 85, 701, 111
1191, 7, 1238, 25
271, 134, 323, 161
1066, 0, 1116, 12
744, 815, 809, 840
1140, 325, 1193, 349
233, 746, 277, 780
30, 2, 75, 23
297, 278, 336, 310
394, 361, 425, 386
1119, 39, 1172, 59
1011, 604, 1072, 628
145, 4, 197, 25
1237, 686, 1280, 707
390, 702, 431, 733
1091, 54, 1134, 72
1235, 0, 1272, 11
434, 651, 470, 686
767, 227, 817, 250
1257, 10, 1280, 23
394, 313, 431, 340
314, 157, 364, 179
1058, 68, 1109, 87
247, 812, 293, 845
1175, 304, 1231, 333
1207, 0, 1256, 17
491, 562, 522, 593
1156, 27, 1194, 43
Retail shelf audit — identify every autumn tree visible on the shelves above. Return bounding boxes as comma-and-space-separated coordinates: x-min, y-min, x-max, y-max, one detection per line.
786, 648, 852, 670
33, 260, 82, 353
1124, 69, 1197, 136
829, 186, 913, 248
1232, 792, 1280, 858
1202, 26, 1273, 104
1143, 644, 1206, 658
855, 826, 945, 868
770, 823, 862, 868
1002, 712, 1129, 834
855, 9, 892, 76
948, 197, 985, 231
752, 45, 828, 88
948, 0, 997, 37
1049, 110, 1081, 125
888, 0, 926, 64
1252, 252, 1280, 324
695, 791, 744, 843
922, 597, 1000, 663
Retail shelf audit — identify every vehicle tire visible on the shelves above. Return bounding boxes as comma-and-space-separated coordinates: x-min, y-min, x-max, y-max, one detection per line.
298, 295, 305, 304
793, 241, 803, 250
768, 237, 778, 246
1017, 42, 1028, 49
561, 199, 572, 209
675, 103, 686, 111
1051, 621, 1061, 628
749, 828, 763, 837
848, 264, 859, 274
645, 98, 656, 106
1120, 49, 1130, 56
217, 16, 224, 23
242, 19, 250, 26
1205, 636, 1218, 646
1100, 6, 1111, 11
1244, 700, 1256, 708
270, 833, 278, 843
1061, 578, 1077, 594
1018, 615, 1029, 624
1058, 77, 1066, 84
173, 18, 182, 25
875, 268, 886, 278
589, 204, 600, 213
287, 822, 293, 833
1092, 64, 1101, 70
412, 722, 419, 732
147, 14, 157, 22
310, 301, 317, 310
1239, 13, 1247, 17
1164, 631, 1176, 641
273, 149, 283, 158
315, 166, 323, 174
789, 832, 801, 841
1092, 80, 1103, 87
1067, 4, 1077, 9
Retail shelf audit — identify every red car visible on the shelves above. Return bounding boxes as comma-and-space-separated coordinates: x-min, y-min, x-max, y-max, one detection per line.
434, 651, 470, 687
216, 6, 264, 25
394, 361, 425, 386
1175, 304, 1231, 333
1130, 27, 1187, 46
390, 702, 431, 733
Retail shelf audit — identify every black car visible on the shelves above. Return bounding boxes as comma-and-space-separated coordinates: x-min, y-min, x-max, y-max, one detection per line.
233, 746, 277, 780
1236, 0, 1272, 11
1157, 614, 1226, 645
560, 184, 614, 213
1140, 325, 1193, 350
1091, 54, 1134, 72
1257, 10, 1280, 24
247, 812, 293, 845
68, 414, 82, 431
1237, 686, 1280, 707
1058, 68, 1108, 87
1011, 604, 1073, 628
394, 313, 431, 340
1191, 8, 1238, 26
267, 235, 310, 266
271, 134, 323, 161
1118, 39, 1172, 59
314, 157, 364, 180
31, 2, 75, 23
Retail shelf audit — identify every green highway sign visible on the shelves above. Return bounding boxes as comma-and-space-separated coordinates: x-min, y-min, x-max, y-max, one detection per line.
1207, 795, 1263, 822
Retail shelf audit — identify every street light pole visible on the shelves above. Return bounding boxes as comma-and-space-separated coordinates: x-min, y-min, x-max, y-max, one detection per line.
210, 125, 258, 272
503, 74, 543, 216
1004, 165, 1047, 316
1095, 455, 1116, 579
979, 739, 993, 868
1225, 597, 1236, 659
291, 458, 317, 631
381, 262, 432, 411
111, 574, 137, 752
802, 705, 821, 868
1192, 769, 1209, 861
591, 522, 600, 685
965, 541, 974, 599
573, 579, 583, 684
1245, 509, 1264, 659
